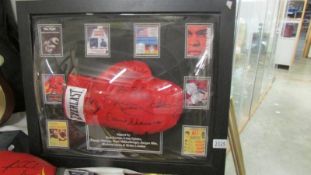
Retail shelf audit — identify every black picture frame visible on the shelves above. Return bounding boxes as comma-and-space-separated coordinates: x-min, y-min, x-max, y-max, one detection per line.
16, 0, 236, 174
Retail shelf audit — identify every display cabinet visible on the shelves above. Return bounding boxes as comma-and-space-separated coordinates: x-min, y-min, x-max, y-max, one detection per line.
17, 0, 236, 174
231, 0, 281, 129
275, 0, 307, 67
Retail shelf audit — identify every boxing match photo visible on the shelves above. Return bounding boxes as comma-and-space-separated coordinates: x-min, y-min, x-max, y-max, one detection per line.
47, 120, 69, 148
42, 74, 65, 104
184, 76, 211, 109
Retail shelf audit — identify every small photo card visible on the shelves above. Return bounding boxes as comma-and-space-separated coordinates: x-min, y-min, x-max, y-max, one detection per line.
134, 23, 160, 58
38, 24, 63, 57
47, 120, 69, 148
182, 125, 208, 157
85, 23, 110, 57
184, 76, 211, 110
185, 23, 213, 58
42, 74, 65, 104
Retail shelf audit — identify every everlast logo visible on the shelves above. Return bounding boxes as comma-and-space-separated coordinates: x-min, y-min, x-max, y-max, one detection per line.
69, 89, 83, 120
65, 86, 86, 122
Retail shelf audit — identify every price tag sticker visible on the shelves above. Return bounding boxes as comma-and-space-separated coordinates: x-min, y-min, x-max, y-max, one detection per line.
213, 139, 227, 149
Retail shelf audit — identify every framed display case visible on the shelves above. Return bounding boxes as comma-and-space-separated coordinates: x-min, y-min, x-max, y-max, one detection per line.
17, 0, 236, 174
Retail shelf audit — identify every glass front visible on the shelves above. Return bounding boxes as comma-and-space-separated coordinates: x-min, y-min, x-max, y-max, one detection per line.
251, 0, 280, 112
231, 0, 281, 127
32, 14, 216, 163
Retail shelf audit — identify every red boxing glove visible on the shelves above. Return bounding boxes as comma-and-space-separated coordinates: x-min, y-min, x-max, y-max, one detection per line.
0, 151, 56, 175
64, 60, 183, 134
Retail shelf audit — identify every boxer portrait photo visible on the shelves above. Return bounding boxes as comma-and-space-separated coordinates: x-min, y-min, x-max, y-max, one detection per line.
185, 23, 213, 58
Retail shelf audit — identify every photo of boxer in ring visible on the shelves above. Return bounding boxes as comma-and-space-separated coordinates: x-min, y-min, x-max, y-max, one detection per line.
184, 76, 211, 109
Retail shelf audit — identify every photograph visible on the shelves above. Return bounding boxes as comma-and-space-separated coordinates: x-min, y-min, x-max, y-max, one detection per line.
38, 24, 63, 57
184, 76, 211, 109
42, 74, 65, 104
134, 23, 160, 57
47, 120, 69, 148
185, 23, 213, 58
85, 23, 110, 57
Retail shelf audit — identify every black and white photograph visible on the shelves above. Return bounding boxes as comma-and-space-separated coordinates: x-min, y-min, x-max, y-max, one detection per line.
38, 24, 63, 57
